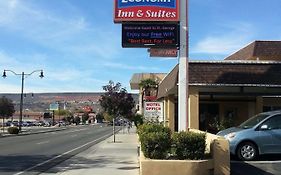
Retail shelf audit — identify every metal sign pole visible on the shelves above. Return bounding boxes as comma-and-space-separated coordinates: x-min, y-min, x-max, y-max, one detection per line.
178, 0, 189, 131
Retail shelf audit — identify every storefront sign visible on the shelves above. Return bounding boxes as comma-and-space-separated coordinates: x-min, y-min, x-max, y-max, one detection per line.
144, 102, 164, 122
114, 0, 179, 23
122, 23, 179, 48
149, 48, 178, 57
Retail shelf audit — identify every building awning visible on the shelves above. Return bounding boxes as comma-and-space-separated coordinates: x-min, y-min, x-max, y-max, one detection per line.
157, 65, 178, 99
157, 61, 281, 99
130, 73, 166, 90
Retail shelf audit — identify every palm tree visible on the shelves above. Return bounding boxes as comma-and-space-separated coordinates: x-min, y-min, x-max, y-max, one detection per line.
139, 79, 158, 101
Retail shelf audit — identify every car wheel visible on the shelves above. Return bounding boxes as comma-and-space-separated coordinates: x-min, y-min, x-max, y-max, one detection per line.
237, 142, 258, 161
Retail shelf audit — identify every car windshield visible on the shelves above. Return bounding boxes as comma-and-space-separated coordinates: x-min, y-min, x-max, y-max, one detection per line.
239, 113, 270, 129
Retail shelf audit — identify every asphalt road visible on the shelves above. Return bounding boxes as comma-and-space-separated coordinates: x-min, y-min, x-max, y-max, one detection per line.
0, 124, 117, 175
231, 155, 281, 175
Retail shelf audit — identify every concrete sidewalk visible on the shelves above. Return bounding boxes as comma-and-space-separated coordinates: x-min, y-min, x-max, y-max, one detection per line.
40, 126, 140, 175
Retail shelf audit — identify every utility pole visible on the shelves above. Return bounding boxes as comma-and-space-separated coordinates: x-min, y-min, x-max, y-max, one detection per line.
178, 0, 189, 131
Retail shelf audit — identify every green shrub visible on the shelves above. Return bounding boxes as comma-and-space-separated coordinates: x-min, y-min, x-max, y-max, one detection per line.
138, 123, 207, 160
172, 131, 206, 160
133, 114, 144, 128
138, 123, 171, 159
8, 127, 19, 134
141, 131, 171, 159
137, 123, 171, 138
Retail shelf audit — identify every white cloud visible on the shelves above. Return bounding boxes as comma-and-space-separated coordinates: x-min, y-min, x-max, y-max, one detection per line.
191, 22, 255, 55
0, 83, 21, 93
102, 62, 160, 71
0, 1, 89, 47
0, 51, 47, 73
0, 51, 16, 65
0, 0, 124, 61
0, 1, 173, 93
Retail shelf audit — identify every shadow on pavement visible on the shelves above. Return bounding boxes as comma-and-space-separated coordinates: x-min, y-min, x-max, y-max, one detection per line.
0, 154, 73, 174
231, 162, 275, 175
46, 155, 138, 174
258, 154, 281, 161
231, 154, 281, 175
0, 153, 137, 174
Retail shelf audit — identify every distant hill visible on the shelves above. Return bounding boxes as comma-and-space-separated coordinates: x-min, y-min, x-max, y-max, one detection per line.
0, 92, 138, 113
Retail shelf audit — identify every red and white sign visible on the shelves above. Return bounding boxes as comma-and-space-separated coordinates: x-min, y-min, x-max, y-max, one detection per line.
114, 0, 179, 23
149, 48, 178, 57
144, 102, 164, 122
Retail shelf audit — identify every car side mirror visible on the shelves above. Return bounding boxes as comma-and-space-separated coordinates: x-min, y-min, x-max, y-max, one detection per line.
260, 124, 269, 130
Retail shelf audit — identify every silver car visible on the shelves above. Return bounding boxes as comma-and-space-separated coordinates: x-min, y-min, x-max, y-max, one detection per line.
217, 110, 281, 161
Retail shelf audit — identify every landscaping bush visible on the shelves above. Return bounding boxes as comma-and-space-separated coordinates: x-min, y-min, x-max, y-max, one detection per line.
7, 127, 19, 134
138, 123, 171, 159
137, 123, 208, 160
132, 114, 144, 128
137, 123, 171, 138
172, 131, 206, 160
141, 131, 171, 159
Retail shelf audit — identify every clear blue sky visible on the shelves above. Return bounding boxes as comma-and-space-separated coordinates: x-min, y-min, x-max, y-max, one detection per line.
0, 0, 280, 93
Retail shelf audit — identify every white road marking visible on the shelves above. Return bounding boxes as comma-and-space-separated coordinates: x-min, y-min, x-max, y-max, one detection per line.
63, 128, 88, 134
14, 132, 112, 175
36, 141, 49, 145
232, 160, 281, 164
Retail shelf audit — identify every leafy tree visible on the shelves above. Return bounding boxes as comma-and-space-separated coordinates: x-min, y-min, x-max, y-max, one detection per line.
103, 112, 112, 122
75, 109, 85, 113
133, 114, 144, 128
65, 116, 74, 124
99, 80, 135, 142
54, 109, 71, 116
139, 78, 159, 100
0, 96, 15, 132
99, 80, 135, 119
139, 78, 158, 89
74, 116, 81, 125
96, 112, 104, 123
82, 113, 89, 124
0, 96, 15, 117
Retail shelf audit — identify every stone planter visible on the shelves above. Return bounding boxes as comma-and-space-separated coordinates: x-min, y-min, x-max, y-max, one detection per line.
140, 155, 214, 175
139, 129, 230, 175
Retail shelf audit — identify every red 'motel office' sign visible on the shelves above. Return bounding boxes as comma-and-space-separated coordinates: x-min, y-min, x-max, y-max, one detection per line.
114, 0, 179, 23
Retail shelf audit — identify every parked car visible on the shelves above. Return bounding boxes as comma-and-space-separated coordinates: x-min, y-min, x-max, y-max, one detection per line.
11, 121, 19, 127
22, 121, 34, 127
34, 121, 44, 126
217, 110, 281, 161
5, 121, 12, 126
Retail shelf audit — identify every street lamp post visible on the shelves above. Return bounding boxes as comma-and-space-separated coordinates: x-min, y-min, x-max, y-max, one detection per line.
2, 69, 44, 132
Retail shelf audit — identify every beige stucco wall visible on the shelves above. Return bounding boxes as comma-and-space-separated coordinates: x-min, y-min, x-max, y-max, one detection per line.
263, 97, 281, 109
138, 87, 143, 114
162, 87, 199, 132
163, 93, 263, 132
212, 138, 230, 175
189, 88, 199, 129
256, 96, 263, 114
140, 158, 213, 175
219, 102, 250, 126
190, 129, 230, 175
163, 95, 175, 131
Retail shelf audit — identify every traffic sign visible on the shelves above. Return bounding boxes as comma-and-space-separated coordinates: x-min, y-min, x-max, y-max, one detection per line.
149, 48, 178, 57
